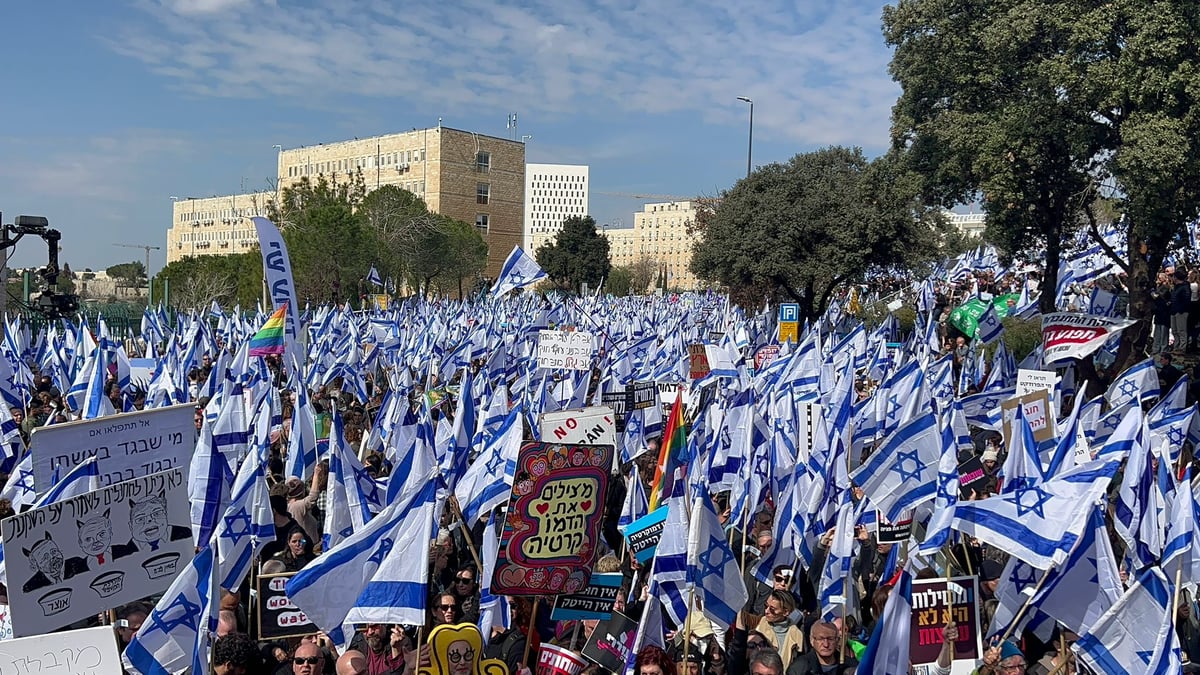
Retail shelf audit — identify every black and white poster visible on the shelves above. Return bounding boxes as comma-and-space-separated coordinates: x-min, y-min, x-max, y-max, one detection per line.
257, 573, 316, 639
1, 468, 194, 637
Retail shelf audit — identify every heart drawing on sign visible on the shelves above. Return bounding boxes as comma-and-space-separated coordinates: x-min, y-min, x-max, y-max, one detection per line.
580, 500, 592, 512
536, 502, 549, 515
497, 566, 527, 589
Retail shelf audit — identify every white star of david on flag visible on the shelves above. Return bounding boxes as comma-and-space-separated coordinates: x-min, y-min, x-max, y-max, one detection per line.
687, 495, 747, 630
491, 246, 547, 297
849, 411, 942, 522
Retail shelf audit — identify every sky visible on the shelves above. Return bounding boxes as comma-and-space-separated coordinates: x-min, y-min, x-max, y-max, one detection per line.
0, 0, 901, 275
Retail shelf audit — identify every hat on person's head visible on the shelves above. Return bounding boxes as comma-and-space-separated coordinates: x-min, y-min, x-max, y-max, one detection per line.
999, 640, 1023, 661
285, 477, 305, 500
981, 449, 999, 463
981, 559, 1003, 582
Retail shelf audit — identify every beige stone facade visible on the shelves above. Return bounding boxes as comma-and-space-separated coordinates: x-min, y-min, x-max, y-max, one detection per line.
276, 126, 526, 277
607, 201, 705, 291
166, 192, 272, 264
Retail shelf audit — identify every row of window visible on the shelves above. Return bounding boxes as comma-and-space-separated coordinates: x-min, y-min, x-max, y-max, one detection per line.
531, 195, 584, 204
530, 174, 585, 183
286, 149, 428, 177
530, 188, 585, 197
175, 209, 264, 223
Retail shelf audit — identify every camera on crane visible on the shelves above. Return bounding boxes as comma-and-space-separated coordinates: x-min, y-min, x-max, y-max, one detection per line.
0, 213, 81, 319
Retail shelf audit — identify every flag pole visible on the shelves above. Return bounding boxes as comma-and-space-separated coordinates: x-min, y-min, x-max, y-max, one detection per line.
520, 599, 540, 669
681, 584, 697, 667
448, 495, 485, 573
999, 565, 1054, 643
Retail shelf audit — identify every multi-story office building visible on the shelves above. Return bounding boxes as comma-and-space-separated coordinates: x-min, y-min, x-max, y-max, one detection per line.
607, 200, 706, 291
166, 192, 272, 264
945, 211, 987, 239
524, 164, 589, 252
275, 126, 526, 276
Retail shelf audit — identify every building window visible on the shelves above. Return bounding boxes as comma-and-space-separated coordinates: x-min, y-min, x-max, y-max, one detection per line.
476, 214, 489, 234
477, 183, 490, 204
476, 151, 491, 172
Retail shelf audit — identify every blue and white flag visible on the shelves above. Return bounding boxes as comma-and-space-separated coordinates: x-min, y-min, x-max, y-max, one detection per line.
1073, 566, 1182, 675
366, 266, 383, 287
35, 456, 98, 507
0, 454, 36, 513
1105, 358, 1160, 410
951, 457, 1121, 569
491, 246, 547, 296
976, 300, 1004, 344
649, 481, 691, 627
856, 569, 912, 674
917, 419, 959, 556
686, 494, 747, 630
476, 511, 510, 636
215, 446, 274, 593
454, 407, 522, 525
123, 546, 216, 675
1162, 467, 1200, 582
849, 411, 941, 522
252, 216, 301, 363
288, 480, 439, 645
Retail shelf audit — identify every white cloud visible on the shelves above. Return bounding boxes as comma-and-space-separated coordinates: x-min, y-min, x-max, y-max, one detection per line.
106, 0, 899, 147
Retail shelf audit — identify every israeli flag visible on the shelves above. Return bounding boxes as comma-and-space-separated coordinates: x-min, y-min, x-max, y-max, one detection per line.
1073, 566, 1182, 674
35, 456, 99, 507
686, 494, 747, 630
975, 300, 1004, 345
849, 411, 941, 522
123, 547, 216, 675
1105, 358, 1160, 410
367, 266, 383, 287
491, 246, 547, 296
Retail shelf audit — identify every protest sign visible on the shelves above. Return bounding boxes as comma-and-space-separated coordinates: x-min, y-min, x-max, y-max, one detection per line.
537, 644, 588, 675
600, 382, 656, 432
2, 468, 194, 637
492, 442, 613, 596
537, 330, 594, 371
1015, 369, 1057, 398
0, 624, 121, 673
257, 572, 316, 639
1000, 390, 1054, 444
1041, 312, 1136, 364
550, 572, 623, 621
582, 611, 638, 674
957, 457, 989, 499
30, 402, 195, 492
688, 344, 710, 379
909, 576, 984, 675
541, 407, 617, 447
876, 511, 913, 544
949, 295, 1019, 338
753, 344, 780, 370
621, 506, 667, 564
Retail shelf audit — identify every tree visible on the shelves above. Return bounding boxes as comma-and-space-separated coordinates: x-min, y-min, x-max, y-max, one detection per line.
151, 252, 263, 309
409, 215, 488, 297
536, 216, 611, 292
605, 266, 634, 297
360, 185, 441, 284
106, 261, 146, 287
629, 257, 658, 295
691, 147, 942, 319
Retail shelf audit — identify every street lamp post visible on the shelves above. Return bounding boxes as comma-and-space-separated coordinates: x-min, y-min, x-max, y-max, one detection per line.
737, 96, 753, 178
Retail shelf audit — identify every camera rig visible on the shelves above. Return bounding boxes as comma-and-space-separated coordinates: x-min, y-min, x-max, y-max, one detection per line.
0, 213, 80, 318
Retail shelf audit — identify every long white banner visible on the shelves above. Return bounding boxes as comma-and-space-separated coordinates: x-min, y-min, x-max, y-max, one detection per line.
253, 216, 301, 361
1041, 312, 1136, 364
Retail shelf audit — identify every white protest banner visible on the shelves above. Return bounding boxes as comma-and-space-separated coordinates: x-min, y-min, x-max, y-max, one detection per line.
540, 407, 617, 447
1015, 369, 1058, 398
537, 330, 594, 371
1041, 312, 1136, 365
253, 216, 302, 362
30, 403, 195, 492
2, 468, 194, 637
0, 625, 121, 673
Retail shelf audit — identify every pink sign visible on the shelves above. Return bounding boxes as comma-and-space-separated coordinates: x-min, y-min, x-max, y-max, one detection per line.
537, 644, 587, 675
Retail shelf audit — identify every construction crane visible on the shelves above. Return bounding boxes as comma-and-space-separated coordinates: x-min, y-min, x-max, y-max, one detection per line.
114, 243, 161, 302
595, 191, 695, 202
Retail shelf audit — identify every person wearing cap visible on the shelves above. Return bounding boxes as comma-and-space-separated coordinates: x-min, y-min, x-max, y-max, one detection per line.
979, 559, 1003, 601
973, 639, 1025, 674
670, 642, 703, 675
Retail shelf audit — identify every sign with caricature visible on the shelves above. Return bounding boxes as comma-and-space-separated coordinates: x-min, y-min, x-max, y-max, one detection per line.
491, 442, 613, 597
1, 468, 194, 637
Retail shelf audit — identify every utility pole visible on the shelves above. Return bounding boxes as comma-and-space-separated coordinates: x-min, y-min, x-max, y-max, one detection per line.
114, 243, 161, 304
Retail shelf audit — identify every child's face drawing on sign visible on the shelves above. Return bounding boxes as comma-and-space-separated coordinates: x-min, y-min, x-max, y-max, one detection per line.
28, 538, 64, 579
129, 496, 169, 544
77, 512, 112, 555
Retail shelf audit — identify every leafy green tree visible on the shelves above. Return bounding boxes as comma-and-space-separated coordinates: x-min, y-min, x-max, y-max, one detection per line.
360, 185, 440, 284
409, 215, 487, 296
106, 261, 146, 287
151, 252, 262, 309
536, 216, 611, 292
605, 266, 634, 296
691, 147, 941, 319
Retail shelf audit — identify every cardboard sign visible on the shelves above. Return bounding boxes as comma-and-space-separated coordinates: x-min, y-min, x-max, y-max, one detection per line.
1000, 390, 1054, 444
688, 344, 710, 379
753, 344, 780, 370
550, 572, 623, 621
1041, 312, 1136, 365
0, 625, 121, 673
257, 572, 316, 639
876, 511, 913, 544
540, 407, 617, 447
2, 469, 194, 637
909, 576, 984, 675
1015, 369, 1057, 398
30, 403, 196, 492
491, 442, 613, 596
537, 643, 587, 675
957, 457, 990, 499
621, 506, 668, 565
537, 330, 594, 371
582, 611, 638, 674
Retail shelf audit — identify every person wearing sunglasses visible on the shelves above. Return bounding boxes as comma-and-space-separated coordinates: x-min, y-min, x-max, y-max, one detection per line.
431, 592, 462, 627
450, 565, 480, 624
291, 642, 326, 675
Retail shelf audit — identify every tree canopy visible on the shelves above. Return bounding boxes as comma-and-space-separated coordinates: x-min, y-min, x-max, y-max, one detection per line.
106, 261, 146, 287
535, 216, 611, 292
690, 146, 943, 318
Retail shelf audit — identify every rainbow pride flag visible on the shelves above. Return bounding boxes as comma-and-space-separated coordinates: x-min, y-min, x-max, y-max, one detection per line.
248, 303, 287, 357
648, 391, 687, 511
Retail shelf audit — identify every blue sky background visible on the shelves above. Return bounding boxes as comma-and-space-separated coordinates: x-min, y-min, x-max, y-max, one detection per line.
0, 0, 899, 273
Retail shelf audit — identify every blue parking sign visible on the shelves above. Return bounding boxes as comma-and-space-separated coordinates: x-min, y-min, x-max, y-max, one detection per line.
779, 303, 799, 323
